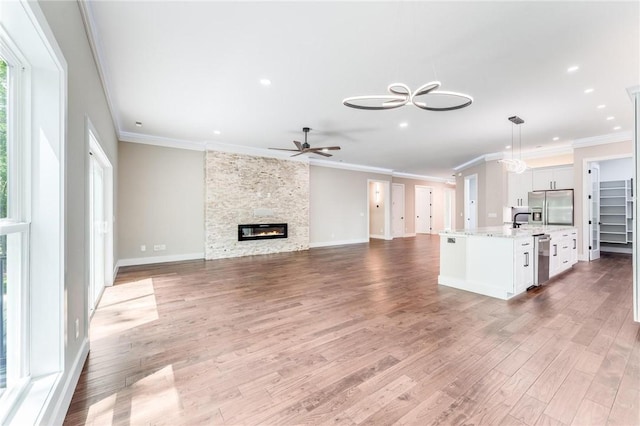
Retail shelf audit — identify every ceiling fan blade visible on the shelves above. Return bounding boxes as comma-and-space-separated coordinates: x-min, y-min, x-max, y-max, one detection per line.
293, 140, 303, 150
290, 151, 305, 157
269, 148, 300, 152
313, 151, 333, 157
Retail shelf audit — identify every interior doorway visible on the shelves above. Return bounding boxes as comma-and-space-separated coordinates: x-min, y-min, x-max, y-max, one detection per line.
464, 174, 478, 230
588, 162, 601, 261
392, 183, 405, 238
415, 185, 433, 234
368, 180, 391, 240
88, 122, 114, 316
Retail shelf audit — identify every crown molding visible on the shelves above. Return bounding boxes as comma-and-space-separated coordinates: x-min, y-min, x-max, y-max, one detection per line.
453, 152, 502, 172
308, 158, 393, 175
204, 141, 309, 163
392, 171, 452, 183
572, 131, 632, 149
78, 1, 121, 133
120, 131, 207, 151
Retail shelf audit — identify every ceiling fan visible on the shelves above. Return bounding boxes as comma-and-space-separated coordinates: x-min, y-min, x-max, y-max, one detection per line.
269, 127, 341, 157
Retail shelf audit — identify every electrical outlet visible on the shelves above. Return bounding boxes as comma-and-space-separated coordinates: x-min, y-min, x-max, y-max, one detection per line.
75, 318, 80, 339
140, 245, 146, 252
153, 244, 166, 251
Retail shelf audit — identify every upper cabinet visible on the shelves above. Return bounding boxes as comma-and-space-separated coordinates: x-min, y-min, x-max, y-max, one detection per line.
507, 170, 533, 206
532, 166, 573, 191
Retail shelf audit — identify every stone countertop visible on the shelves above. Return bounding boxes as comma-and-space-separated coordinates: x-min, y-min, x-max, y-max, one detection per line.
440, 225, 576, 238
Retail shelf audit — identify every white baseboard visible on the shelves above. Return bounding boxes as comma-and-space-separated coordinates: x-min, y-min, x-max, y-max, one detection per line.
309, 238, 369, 248
42, 337, 89, 425
117, 252, 204, 268
369, 234, 385, 240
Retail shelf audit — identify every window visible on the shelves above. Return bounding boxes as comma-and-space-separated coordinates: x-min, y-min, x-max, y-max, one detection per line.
0, 45, 30, 405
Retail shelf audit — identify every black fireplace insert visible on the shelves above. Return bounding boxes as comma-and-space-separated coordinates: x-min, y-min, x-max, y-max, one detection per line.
238, 223, 288, 241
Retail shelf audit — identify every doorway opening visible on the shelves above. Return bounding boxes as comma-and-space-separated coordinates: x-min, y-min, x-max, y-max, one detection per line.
585, 156, 633, 259
444, 187, 456, 231
88, 121, 114, 316
368, 180, 391, 240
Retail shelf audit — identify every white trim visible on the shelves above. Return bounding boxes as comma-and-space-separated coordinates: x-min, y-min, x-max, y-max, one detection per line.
117, 252, 205, 268
120, 131, 206, 151
206, 140, 309, 162
369, 234, 386, 239
572, 132, 633, 149
41, 338, 89, 425
454, 145, 575, 172
77, 1, 121, 134
453, 154, 489, 172
403, 233, 417, 237
309, 238, 369, 248
392, 171, 451, 183
310, 158, 393, 175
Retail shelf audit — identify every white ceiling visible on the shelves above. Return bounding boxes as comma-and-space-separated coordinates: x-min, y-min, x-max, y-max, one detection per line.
84, 1, 639, 179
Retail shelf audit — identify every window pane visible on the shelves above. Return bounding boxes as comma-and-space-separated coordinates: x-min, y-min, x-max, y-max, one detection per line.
0, 58, 6, 220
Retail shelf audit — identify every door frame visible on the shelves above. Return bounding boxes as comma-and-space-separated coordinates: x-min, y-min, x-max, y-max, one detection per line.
581, 154, 632, 262
587, 161, 601, 261
87, 117, 114, 316
392, 183, 405, 238
444, 187, 455, 231
367, 179, 391, 240
415, 185, 434, 234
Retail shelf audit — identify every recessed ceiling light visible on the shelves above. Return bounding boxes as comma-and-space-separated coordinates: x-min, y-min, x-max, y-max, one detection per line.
552, 137, 559, 141
399, 122, 408, 128
584, 88, 594, 94
606, 116, 615, 121
259, 78, 271, 86
135, 121, 142, 127
213, 130, 221, 135
597, 104, 606, 109
613, 126, 621, 130
567, 65, 579, 73
505, 145, 511, 149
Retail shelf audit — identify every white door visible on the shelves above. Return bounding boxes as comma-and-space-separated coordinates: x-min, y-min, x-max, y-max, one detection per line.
415, 186, 432, 234
89, 154, 106, 313
464, 175, 478, 230
392, 183, 405, 238
589, 163, 601, 261
443, 188, 455, 231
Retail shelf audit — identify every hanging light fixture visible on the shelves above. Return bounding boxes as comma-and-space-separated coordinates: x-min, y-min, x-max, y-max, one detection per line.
342, 81, 473, 111
500, 115, 527, 174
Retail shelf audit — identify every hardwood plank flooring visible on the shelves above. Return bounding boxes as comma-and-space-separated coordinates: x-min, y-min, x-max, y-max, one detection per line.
64, 236, 639, 425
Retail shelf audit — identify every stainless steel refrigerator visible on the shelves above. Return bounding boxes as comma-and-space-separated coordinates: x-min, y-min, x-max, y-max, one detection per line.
528, 190, 574, 226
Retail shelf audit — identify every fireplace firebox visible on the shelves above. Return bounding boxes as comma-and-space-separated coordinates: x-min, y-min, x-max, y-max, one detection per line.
238, 223, 288, 241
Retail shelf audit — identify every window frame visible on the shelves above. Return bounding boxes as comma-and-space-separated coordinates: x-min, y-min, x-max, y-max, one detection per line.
0, 35, 32, 416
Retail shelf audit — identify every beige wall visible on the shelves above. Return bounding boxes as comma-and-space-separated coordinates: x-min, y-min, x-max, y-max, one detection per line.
392, 177, 454, 234
38, 0, 119, 415
526, 153, 574, 168
118, 142, 204, 260
310, 166, 390, 245
573, 140, 633, 258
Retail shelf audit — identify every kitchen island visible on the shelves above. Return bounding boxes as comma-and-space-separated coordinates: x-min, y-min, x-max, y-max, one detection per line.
438, 225, 577, 300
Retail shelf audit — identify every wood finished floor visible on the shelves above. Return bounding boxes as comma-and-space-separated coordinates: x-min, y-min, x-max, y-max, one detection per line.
65, 236, 639, 425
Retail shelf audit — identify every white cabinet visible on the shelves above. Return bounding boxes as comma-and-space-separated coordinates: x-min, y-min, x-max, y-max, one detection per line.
508, 170, 533, 207
549, 228, 578, 278
514, 238, 534, 293
532, 166, 573, 191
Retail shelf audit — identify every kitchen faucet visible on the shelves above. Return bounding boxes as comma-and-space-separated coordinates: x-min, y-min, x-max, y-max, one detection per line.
512, 212, 532, 229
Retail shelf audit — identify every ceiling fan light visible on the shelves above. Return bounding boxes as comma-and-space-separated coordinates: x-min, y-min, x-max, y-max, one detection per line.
344, 82, 472, 111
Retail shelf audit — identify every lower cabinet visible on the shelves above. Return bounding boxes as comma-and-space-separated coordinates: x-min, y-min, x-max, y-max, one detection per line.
549, 229, 578, 277
514, 239, 534, 293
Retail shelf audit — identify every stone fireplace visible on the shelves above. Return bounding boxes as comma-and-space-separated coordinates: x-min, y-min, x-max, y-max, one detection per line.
205, 150, 309, 259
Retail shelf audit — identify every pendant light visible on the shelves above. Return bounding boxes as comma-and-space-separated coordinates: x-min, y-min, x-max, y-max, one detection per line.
500, 115, 527, 174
